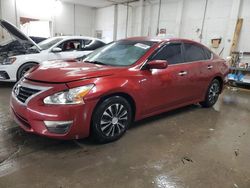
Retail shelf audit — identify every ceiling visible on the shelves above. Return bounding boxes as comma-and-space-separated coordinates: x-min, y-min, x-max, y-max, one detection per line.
61, 0, 140, 8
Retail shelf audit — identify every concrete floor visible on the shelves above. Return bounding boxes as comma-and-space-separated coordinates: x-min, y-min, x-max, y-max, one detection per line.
0, 83, 250, 188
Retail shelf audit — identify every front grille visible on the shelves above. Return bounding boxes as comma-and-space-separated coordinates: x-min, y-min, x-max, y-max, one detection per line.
14, 85, 40, 103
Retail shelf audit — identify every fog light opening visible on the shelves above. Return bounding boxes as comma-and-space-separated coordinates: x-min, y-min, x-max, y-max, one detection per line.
44, 120, 73, 134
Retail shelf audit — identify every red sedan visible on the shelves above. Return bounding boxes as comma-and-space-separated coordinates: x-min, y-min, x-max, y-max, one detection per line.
10, 37, 229, 143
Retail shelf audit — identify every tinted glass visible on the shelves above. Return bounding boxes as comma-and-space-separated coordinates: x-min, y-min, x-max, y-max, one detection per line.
58, 40, 82, 51
152, 43, 183, 65
203, 47, 212, 59
184, 43, 208, 62
83, 40, 106, 50
84, 40, 155, 66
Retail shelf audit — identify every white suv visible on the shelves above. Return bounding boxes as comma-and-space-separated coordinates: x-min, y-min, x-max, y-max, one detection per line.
0, 19, 106, 82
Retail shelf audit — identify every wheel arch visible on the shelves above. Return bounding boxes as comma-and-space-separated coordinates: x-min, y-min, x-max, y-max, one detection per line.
16, 61, 39, 80
93, 92, 137, 122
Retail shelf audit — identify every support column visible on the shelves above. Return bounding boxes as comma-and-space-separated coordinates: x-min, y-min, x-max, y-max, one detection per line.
223, 0, 242, 58
138, 0, 144, 36
73, 4, 76, 35
0, 0, 2, 19
113, 4, 118, 40
175, 0, 184, 37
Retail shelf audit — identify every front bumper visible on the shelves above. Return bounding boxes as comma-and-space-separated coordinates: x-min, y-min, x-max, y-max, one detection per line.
0, 65, 17, 82
10, 79, 98, 140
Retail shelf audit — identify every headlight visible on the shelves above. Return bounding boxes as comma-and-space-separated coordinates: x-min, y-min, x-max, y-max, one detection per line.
44, 84, 94, 105
1, 57, 17, 65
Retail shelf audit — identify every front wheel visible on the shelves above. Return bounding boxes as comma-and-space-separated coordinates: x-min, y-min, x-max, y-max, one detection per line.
17, 63, 37, 81
200, 79, 221, 108
91, 96, 132, 143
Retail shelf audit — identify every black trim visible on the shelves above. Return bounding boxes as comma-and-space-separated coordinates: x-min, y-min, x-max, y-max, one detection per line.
0, 71, 10, 79
146, 41, 185, 65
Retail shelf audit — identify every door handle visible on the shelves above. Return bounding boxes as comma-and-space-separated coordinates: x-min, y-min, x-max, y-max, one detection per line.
178, 71, 188, 76
208, 65, 213, 69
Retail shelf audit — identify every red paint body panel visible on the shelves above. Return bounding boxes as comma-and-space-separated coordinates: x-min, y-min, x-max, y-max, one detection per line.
10, 38, 229, 139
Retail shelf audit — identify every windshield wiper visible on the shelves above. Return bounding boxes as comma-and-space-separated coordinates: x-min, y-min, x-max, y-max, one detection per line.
84, 60, 107, 65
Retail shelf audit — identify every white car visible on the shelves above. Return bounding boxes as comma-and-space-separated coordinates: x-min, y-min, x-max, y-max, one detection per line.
0, 19, 106, 82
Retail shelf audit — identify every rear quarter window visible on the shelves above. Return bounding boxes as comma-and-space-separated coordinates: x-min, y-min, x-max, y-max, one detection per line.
203, 47, 212, 59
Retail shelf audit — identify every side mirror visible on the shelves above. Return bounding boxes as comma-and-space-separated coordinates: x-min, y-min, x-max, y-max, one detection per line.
51, 47, 62, 53
146, 60, 168, 69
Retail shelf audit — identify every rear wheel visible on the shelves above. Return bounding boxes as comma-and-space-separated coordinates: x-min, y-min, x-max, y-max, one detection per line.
17, 62, 37, 81
200, 79, 221, 108
91, 96, 132, 143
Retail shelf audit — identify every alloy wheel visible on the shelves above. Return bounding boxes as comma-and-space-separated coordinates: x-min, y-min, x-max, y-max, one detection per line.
208, 82, 220, 104
100, 103, 128, 137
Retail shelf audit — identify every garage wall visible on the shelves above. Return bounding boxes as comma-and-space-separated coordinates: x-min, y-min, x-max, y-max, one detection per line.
116, 4, 133, 40
54, 3, 95, 36
238, 0, 250, 52
94, 0, 248, 58
1, 0, 249, 56
0, 0, 95, 37
139, 0, 237, 57
94, 3, 140, 41
180, 0, 234, 56
142, 0, 182, 37
0, 0, 17, 25
95, 5, 115, 43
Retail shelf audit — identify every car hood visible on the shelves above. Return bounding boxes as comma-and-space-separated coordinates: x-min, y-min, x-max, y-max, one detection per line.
0, 19, 41, 52
25, 60, 123, 83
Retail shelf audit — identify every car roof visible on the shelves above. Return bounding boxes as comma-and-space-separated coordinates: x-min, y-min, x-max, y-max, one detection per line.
123, 36, 200, 44
50, 36, 105, 43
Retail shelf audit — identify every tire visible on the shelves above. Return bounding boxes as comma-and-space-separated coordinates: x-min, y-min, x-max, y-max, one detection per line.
91, 96, 132, 143
17, 63, 37, 81
200, 79, 221, 108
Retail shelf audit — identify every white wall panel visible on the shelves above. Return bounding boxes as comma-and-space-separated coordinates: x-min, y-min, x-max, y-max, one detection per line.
95, 5, 114, 42
0, 0, 95, 37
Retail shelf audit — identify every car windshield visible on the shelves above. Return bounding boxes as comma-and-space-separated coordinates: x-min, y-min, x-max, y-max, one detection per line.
83, 40, 156, 66
38, 37, 63, 50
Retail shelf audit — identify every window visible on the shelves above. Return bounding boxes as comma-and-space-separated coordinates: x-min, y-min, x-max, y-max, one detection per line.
82, 40, 106, 50
58, 40, 82, 52
84, 40, 156, 66
183, 43, 209, 62
151, 43, 183, 65
38, 37, 63, 50
203, 47, 212, 59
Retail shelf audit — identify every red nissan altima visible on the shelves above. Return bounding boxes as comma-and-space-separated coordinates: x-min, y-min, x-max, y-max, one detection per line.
10, 37, 229, 143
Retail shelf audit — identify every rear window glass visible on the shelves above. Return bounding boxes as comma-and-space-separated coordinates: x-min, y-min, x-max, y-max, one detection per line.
184, 43, 208, 62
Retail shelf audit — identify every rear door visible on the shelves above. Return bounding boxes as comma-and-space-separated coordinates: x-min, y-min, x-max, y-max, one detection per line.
182, 42, 213, 98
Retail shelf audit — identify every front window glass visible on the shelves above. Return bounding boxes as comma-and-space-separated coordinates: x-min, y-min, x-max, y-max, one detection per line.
84, 40, 156, 66
58, 40, 81, 51
38, 37, 63, 50
152, 43, 183, 65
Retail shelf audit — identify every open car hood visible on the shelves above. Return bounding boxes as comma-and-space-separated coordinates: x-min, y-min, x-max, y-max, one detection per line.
0, 19, 41, 52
